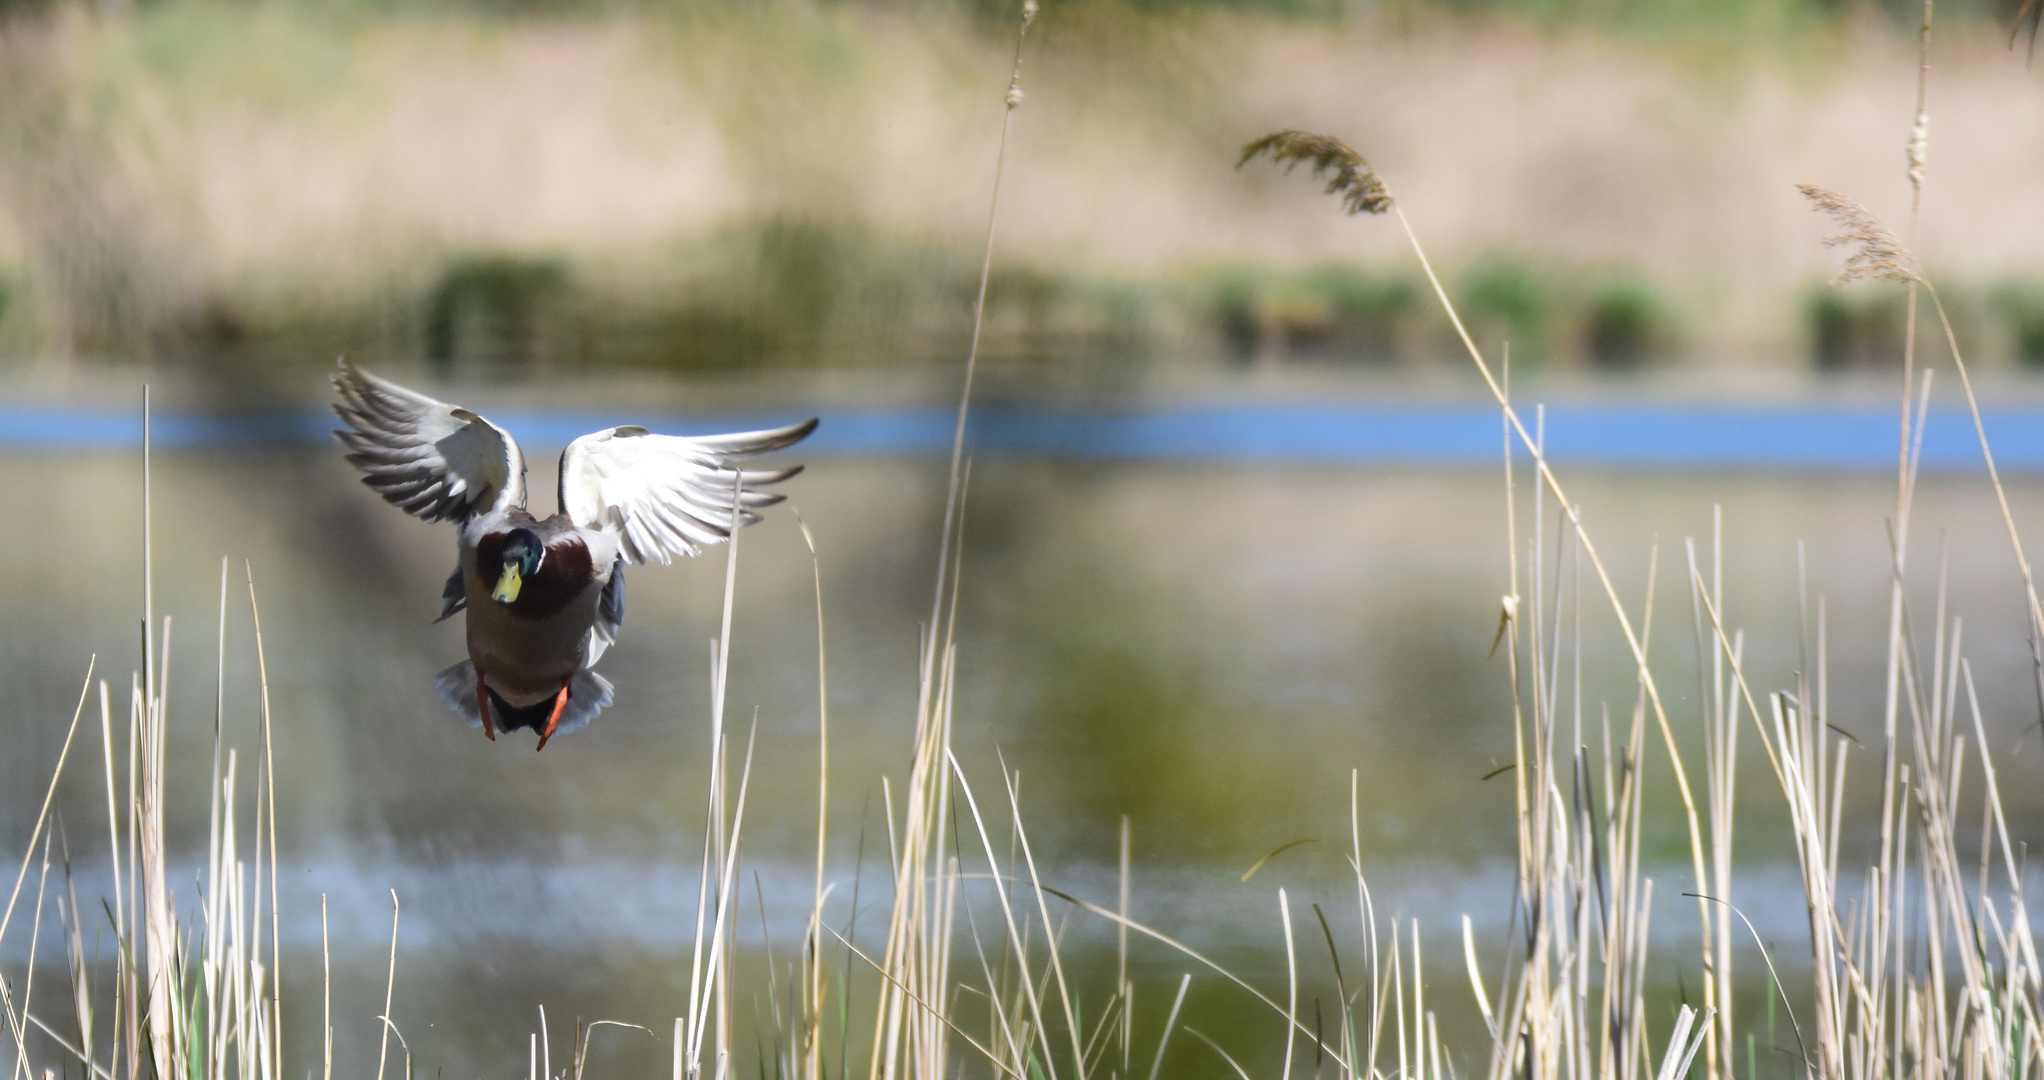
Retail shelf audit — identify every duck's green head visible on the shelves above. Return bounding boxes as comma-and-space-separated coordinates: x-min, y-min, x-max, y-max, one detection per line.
491, 528, 546, 604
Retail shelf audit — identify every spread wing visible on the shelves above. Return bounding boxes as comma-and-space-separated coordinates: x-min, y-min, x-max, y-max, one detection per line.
331, 359, 527, 522
558, 418, 818, 565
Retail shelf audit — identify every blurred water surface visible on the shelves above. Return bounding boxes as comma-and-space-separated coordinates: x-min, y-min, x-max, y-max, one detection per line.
5, 398, 2044, 1078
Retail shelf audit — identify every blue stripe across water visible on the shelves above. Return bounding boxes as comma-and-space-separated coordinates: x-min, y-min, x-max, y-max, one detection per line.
0, 403, 2037, 470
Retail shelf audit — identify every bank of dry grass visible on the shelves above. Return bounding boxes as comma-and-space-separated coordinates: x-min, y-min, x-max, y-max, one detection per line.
3, 1, 2044, 374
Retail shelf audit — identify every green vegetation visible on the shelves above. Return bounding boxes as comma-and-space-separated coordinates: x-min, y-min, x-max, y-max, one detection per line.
1459, 256, 1552, 368
424, 255, 569, 374
1804, 278, 2042, 374
415, 222, 1149, 372
41, 226, 2044, 379
1993, 280, 2044, 367
22, 214, 2044, 379
164, 244, 1783, 377
1206, 261, 1417, 365
1582, 276, 1674, 369
1807, 285, 1906, 371
1195, 257, 1697, 370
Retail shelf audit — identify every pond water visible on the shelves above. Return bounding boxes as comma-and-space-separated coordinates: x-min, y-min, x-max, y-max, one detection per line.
4, 411, 2044, 1079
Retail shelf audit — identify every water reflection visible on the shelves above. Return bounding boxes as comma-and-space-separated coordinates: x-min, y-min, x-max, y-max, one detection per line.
6, 442, 2044, 1078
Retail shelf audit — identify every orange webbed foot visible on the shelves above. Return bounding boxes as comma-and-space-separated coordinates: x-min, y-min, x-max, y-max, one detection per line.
536, 678, 571, 752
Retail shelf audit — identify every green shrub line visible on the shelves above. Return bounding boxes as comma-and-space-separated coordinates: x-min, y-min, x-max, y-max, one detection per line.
17, 229, 2044, 377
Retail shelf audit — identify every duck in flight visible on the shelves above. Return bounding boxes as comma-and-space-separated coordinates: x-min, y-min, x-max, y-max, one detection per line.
331, 360, 816, 749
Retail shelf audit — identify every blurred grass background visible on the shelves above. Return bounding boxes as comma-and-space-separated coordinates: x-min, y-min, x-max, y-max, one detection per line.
2, 0, 2043, 392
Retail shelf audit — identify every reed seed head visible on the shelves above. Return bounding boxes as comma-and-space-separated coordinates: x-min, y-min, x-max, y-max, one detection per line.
1238, 129, 1393, 215
1797, 184, 1921, 285
1907, 113, 1929, 193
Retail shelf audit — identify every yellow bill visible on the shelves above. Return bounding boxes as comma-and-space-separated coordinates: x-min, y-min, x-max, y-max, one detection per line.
492, 563, 524, 603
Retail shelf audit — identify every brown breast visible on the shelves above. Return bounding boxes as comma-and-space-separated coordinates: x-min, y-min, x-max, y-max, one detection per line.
475, 532, 595, 620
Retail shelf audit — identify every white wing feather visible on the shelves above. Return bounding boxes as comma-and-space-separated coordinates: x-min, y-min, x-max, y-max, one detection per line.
331, 359, 526, 522
559, 419, 817, 565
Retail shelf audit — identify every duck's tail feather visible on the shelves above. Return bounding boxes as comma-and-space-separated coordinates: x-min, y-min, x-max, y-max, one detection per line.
432, 661, 614, 739
434, 660, 487, 729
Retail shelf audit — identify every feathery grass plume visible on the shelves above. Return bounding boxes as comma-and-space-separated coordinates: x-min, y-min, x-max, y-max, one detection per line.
1238, 131, 1393, 215
1798, 184, 1921, 285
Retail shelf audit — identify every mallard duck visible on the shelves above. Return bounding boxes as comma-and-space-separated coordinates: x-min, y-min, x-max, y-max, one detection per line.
331, 360, 816, 750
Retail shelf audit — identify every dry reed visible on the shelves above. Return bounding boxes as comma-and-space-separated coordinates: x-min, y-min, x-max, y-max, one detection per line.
1237, 132, 1395, 216
1, 396, 311, 1080
1797, 185, 1922, 286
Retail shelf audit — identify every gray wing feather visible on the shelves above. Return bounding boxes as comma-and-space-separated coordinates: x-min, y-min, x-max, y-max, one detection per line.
332, 359, 527, 522
558, 419, 816, 566
435, 564, 467, 623
433, 659, 613, 737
